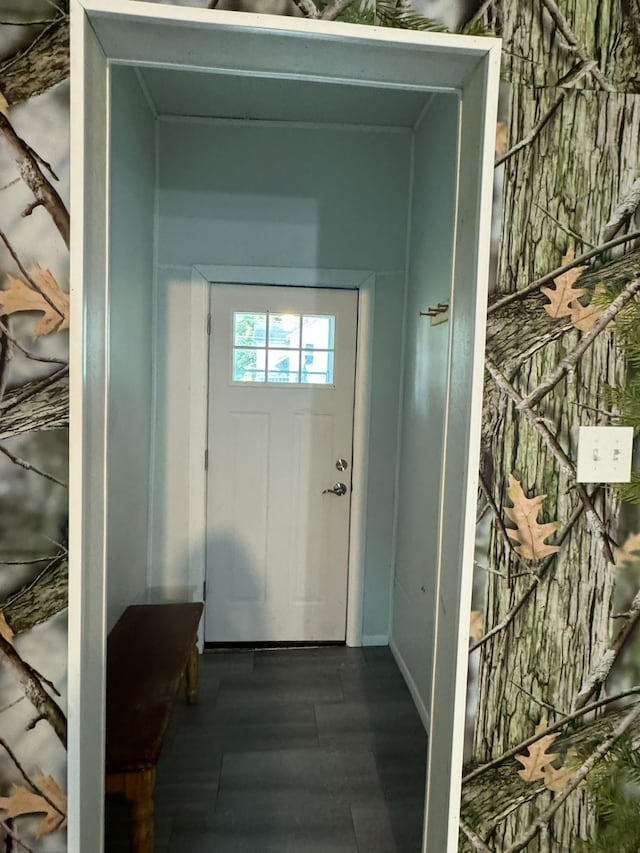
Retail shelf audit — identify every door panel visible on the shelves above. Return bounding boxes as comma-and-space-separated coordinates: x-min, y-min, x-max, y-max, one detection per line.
205, 284, 358, 642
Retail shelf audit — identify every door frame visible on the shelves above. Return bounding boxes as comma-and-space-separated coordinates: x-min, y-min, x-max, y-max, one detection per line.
188, 265, 375, 647
70, 3, 500, 850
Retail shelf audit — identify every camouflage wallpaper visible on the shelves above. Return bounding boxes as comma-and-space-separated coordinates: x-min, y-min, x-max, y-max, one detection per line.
1, 1, 640, 851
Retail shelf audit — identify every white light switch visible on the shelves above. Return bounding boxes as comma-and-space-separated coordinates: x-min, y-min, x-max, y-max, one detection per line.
576, 426, 634, 483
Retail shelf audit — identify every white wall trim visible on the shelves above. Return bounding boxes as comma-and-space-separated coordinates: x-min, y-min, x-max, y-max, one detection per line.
195, 264, 374, 289
346, 272, 375, 647
68, 5, 109, 849
188, 267, 211, 609
158, 114, 413, 135
145, 93, 160, 592
389, 120, 417, 640
389, 637, 430, 730
83, 0, 498, 62
440, 47, 502, 853
188, 264, 375, 648
133, 66, 158, 119
413, 93, 436, 133
362, 634, 389, 647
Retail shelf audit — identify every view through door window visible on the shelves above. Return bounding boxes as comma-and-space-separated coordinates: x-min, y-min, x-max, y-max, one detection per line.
232, 312, 336, 384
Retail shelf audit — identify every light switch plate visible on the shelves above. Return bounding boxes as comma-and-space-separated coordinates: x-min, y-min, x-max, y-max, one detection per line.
576, 426, 634, 483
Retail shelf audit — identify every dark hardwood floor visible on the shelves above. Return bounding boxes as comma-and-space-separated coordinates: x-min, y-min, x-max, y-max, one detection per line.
105, 645, 427, 852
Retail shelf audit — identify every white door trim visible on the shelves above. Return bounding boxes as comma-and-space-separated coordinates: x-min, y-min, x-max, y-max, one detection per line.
187, 264, 375, 647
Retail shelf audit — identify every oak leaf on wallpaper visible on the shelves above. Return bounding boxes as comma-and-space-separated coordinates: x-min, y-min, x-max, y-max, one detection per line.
504, 474, 561, 561
0, 266, 69, 336
515, 719, 577, 794
515, 719, 559, 782
495, 121, 507, 157
0, 775, 66, 836
540, 249, 587, 319
540, 248, 603, 332
542, 749, 578, 793
0, 613, 13, 645
469, 610, 483, 642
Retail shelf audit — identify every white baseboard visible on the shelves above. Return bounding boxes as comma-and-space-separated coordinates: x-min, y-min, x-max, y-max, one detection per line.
362, 634, 389, 646
389, 636, 430, 731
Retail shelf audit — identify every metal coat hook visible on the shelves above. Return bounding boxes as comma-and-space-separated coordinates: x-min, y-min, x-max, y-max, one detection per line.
419, 302, 449, 323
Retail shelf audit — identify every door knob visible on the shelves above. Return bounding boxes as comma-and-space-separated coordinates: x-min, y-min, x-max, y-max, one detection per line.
322, 482, 347, 496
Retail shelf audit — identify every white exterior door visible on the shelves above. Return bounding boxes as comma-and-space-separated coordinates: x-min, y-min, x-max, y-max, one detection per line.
205, 283, 358, 642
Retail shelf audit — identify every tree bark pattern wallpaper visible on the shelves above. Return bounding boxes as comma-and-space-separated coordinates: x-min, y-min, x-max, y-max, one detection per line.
0, 1, 69, 850
0, 0, 639, 851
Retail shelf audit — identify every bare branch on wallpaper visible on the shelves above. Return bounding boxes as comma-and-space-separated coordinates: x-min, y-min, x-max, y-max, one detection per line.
601, 178, 640, 242
0, 371, 68, 441
0, 740, 64, 823
478, 470, 532, 582
0, 116, 69, 248
484, 355, 615, 562
469, 505, 584, 653
509, 680, 566, 718
467, 2, 640, 849
0, 635, 66, 747
460, 700, 640, 847
532, 200, 596, 247
0, 321, 67, 366
277, 0, 354, 20
0, 445, 66, 488
319, 0, 356, 20
290, 0, 320, 16
0, 18, 60, 27
463, 0, 495, 32
487, 231, 640, 315
0, 819, 33, 853
495, 56, 602, 170
0, 14, 69, 108
504, 703, 640, 852
495, 90, 566, 168
518, 276, 640, 410
573, 588, 640, 711
459, 817, 493, 852
1, 555, 68, 636
0, 317, 13, 403
0, 177, 19, 193
538, 0, 615, 91
463, 687, 640, 787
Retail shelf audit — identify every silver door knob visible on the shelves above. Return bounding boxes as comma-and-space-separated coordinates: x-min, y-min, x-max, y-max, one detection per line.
322, 482, 347, 496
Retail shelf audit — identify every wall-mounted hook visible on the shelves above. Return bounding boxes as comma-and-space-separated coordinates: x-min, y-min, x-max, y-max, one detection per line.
419, 301, 450, 326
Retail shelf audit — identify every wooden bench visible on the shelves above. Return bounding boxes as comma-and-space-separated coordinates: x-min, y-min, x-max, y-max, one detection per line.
105, 602, 203, 853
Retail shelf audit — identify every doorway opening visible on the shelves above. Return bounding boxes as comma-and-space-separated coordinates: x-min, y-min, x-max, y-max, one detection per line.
205, 283, 359, 644
183, 267, 377, 649
70, 4, 499, 852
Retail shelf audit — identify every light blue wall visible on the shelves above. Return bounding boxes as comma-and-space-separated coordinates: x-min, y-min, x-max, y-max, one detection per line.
151, 118, 411, 639
106, 67, 156, 630
391, 94, 459, 713
157, 119, 409, 272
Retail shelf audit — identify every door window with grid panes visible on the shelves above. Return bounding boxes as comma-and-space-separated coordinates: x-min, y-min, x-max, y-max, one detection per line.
232, 312, 335, 385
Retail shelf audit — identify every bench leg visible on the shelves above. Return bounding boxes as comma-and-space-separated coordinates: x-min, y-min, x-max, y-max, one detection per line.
123, 768, 155, 853
185, 642, 199, 705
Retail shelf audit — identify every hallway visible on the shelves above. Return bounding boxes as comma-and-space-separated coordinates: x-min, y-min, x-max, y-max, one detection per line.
105, 645, 427, 852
